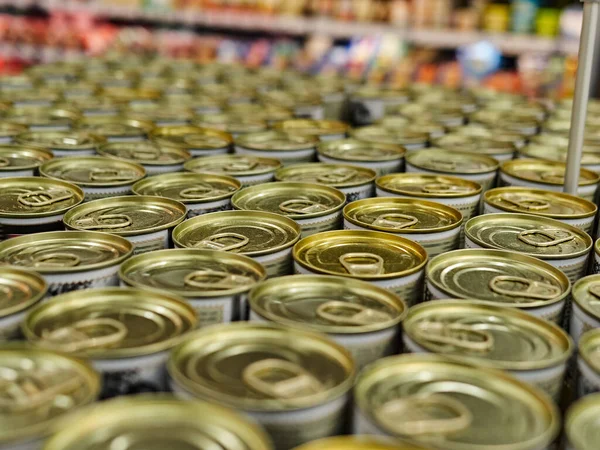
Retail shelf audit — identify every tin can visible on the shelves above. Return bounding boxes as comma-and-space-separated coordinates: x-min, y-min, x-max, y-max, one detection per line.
40, 156, 145, 201
232, 182, 345, 237
0, 267, 46, 339
565, 392, 600, 450
42, 395, 273, 450
173, 210, 300, 277
471, 109, 540, 137
344, 197, 462, 258
0, 177, 83, 239
193, 113, 267, 137
465, 213, 592, 283
0, 74, 36, 91
127, 103, 196, 126
571, 275, 600, 345
392, 103, 466, 129
0, 230, 132, 296
455, 123, 527, 149
0, 144, 53, 177
0, 345, 100, 450
518, 143, 600, 172
292, 436, 425, 450
63, 195, 186, 254
234, 130, 318, 165
249, 274, 406, 369
227, 102, 293, 126
168, 322, 355, 450
350, 125, 428, 151
184, 154, 281, 187
577, 329, 600, 397
23, 287, 196, 398
348, 86, 410, 125
317, 138, 405, 176
378, 117, 446, 141
200, 84, 257, 106
483, 187, 597, 234
273, 119, 349, 142
353, 354, 559, 450
593, 239, 600, 274
56, 80, 100, 99
97, 141, 191, 175
149, 125, 232, 157
65, 96, 121, 117
259, 88, 324, 120
84, 69, 138, 88
432, 133, 516, 162
425, 249, 571, 323
76, 116, 154, 142
275, 163, 376, 202
405, 148, 499, 192
15, 130, 105, 157
499, 159, 600, 202
6, 106, 80, 131
101, 86, 160, 105
0, 122, 28, 143
163, 93, 223, 114
403, 300, 573, 402
293, 230, 427, 307
0, 89, 62, 108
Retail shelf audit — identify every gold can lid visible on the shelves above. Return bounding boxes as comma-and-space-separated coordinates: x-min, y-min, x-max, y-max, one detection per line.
405, 300, 572, 370
24, 287, 196, 359
519, 143, 600, 167
0, 176, 83, 218
501, 159, 600, 186
351, 85, 410, 100
40, 155, 146, 187
566, 393, 600, 450
259, 88, 321, 108
235, 130, 318, 151
120, 248, 266, 298
455, 123, 527, 145
294, 230, 427, 280
350, 125, 428, 146
471, 109, 541, 129
149, 125, 232, 150
406, 148, 499, 175
172, 210, 300, 256
161, 92, 223, 111
132, 172, 240, 204
15, 130, 106, 151
228, 102, 293, 123
483, 102, 546, 121
344, 197, 462, 233
0, 144, 53, 171
0, 74, 36, 90
193, 113, 267, 135
42, 395, 273, 450
0, 230, 132, 273
97, 141, 191, 166
125, 104, 196, 124
273, 119, 349, 138
354, 354, 559, 449
185, 154, 281, 176
0, 345, 100, 446
199, 83, 257, 102
573, 275, 600, 321
275, 163, 375, 187
83, 68, 139, 85
0, 267, 47, 318
168, 322, 354, 411
433, 133, 516, 156
52, 80, 99, 96
393, 103, 465, 125
293, 436, 427, 450
484, 186, 597, 219
579, 329, 600, 374
376, 173, 482, 199
232, 182, 345, 219
62, 96, 121, 115
5, 106, 80, 128
531, 132, 600, 150
64, 195, 186, 236
101, 87, 161, 103
0, 89, 62, 105
427, 249, 570, 308
76, 116, 154, 138
0, 121, 28, 139
465, 213, 592, 259
249, 274, 406, 334
318, 138, 405, 162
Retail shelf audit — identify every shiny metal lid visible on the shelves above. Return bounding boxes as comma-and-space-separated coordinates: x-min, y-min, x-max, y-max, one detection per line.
273, 119, 349, 138
97, 141, 191, 166
501, 159, 600, 186
40, 156, 145, 187
185, 154, 282, 176
433, 133, 516, 156
6, 106, 80, 128
0, 267, 47, 318
227, 103, 293, 123
471, 109, 540, 133
126, 103, 196, 124
0, 122, 27, 140
406, 148, 499, 175
149, 125, 232, 150
0, 89, 62, 105
15, 130, 106, 151
519, 143, 600, 168
376, 173, 482, 199
235, 130, 318, 151
193, 113, 267, 135
60, 96, 120, 116
392, 103, 465, 126
76, 116, 154, 138
275, 163, 376, 187
292, 436, 428, 450
318, 138, 405, 162
572, 275, 600, 321
351, 85, 410, 100
350, 125, 428, 146
565, 392, 600, 450
101, 86, 161, 103
0, 144, 53, 171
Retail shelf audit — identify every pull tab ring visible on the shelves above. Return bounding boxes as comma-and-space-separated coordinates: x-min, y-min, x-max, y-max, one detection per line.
242, 359, 324, 399
316, 301, 391, 325
373, 213, 419, 229
132, 147, 160, 160
184, 269, 253, 289
412, 321, 494, 352
423, 183, 470, 194
489, 275, 561, 300
74, 214, 132, 230
317, 169, 356, 184
430, 159, 456, 170
0, 157, 9, 167
89, 168, 134, 182
193, 232, 249, 251
0, 285, 13, 304
499, 195, 550, 211
225, 159, 257, 171
518, 229, 575, 247
18, 190, 74, 207
339, 252, 384, 276
40, 318, 128, 352
279, 199, 327, 215
179, 184, 216, 199
588, 284, 600, 299
33, 252, 80, 267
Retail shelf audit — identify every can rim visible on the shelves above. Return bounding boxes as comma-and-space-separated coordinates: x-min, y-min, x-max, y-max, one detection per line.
376, 173, 483, 199
405, 148, 500, 175
39, 156, 146, 187
0, 144, 54, 171
274, 163, 376, 188
0, 267, 48, 318
500, 159, 600, 186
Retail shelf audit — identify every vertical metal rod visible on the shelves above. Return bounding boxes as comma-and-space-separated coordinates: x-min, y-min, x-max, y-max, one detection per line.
565, 2, 599, 194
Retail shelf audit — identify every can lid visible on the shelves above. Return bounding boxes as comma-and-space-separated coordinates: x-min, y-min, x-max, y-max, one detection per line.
161, 93, 223, 111
0, 230, 132, 273
531, 132, 600, 151
565, 392, 600, 450
275, 163, 375, 187
167, 323, 354, 411
126, 103, 196, 124
0, 89, 62, 104
15, 130, 106, 151
63, 195, 186, 236
465, 213, 592, 260
0, 121, 27, 139
404, 300, 572, 370
63, 96, 121, 114
193, 113, 267, 134
6, 106, 80, 128
232, 182, 345, 219
150, 125, 232, 150
101, 86, 161, 103
579, 329, 600, 374
433, 133, 516, 156
0, 144, 53, 171
24, 287, 196, 358
522, 143, 600, 167
471, 109, 540, 132
227, 103, 293, 123
98, 141, 191, 166
249, 274, 406, 334
572, 275, 600, 321
293, 436, 427, 450
501, 159, 600, 186
273, 119, 349, 138
393, 103, 465, 125
350, 125, 428, 146
258, 88, 321, 108
0, 267, 47, 318
318, 138, 405, 162
76, 116, 154, 138
376, 173, 482, 199
427, 249, 570, 308
173, 210, 300, 256
235, 130, 318, 151
406, 148, 499, 175
351, 85, 410, 101
185, 154, 281, 176
293, 230, 427, 280
455, 124, 526, 146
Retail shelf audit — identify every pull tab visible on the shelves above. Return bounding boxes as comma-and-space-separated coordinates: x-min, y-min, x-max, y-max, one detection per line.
242, 359, 324, 399
430, 159, 456, 170
375, 394, 472, 436
518, 229, 575, 247
89, 168, 135, 182
588, 284, 600, 299
225, 159, 258, 171
184, 269, 254, 289
316, 301, 392, 325
317, 169, 357, 184
339, 253, 384, 276
540, 171, 565, 183
489, 276, 561, 300
372, 213, 418, 229
54, 136, 91, 147
279, 199, 328, 215
18, 190, 74, 207
179, 184, 217, 199
422, 183, 471, 194
193, 232, 249, 251
412, 322, 494, 352
0, 285, 13, 304
40, 318, 128, 352
74, 214, 132, 230
498, 195, 549, 211
0, 157, 9, 167
33, 252, 80, 268
132, 146, 160, 160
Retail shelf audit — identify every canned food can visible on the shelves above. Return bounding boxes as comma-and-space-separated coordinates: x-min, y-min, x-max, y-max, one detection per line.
403, 300, 573, 402
173, 210, 300, 277
6, 106, 80, 131
0, 177, 84, 239
15, 130, 105, 157
234, 130, 318, 165
126, 104, 196, 126
592, 239, 600, 275
257, 89, 323, 119
65, 96, 121, 117
392, 102, 466, 129
40, 156, 145, 201
379, 118, 446, 141
432, 133, 516, 162
167, 322, 355, 450
0, 73, 36, 91
471, 109, 540, 137
227, 102, 293, 126
23, 287, 196, 398
101, 86, 160, 106
0, 89, 62, 108
185, 154, 281, 187
193, 113, 267, 138
249, 274, 407, 369
0, 144, 53, 177
348, 86, 410, 125
0, 267, 46, 339
273, 119, 349, 142
76, 116, 154, 142
163, 93, 223, 114
518, 143, 600, 172
577, 329, 600, 397
565, 392, 600, 450
97, 141, 192, 175
63, 195, 186, 254
0, 231, 132, 296
353, 354, 559, 450
405, 148, 499, 192
275, 163, 376, 202
0, 122, 28, 143
149, 125, 232, 157
455, 123, 527, 149
199, 84, 257, 107
293, 230, 427, 307
344, 197, 462, 257
84, 69, 138, 88
292, 436, 423, 450
425, 249, 571, 323
350, 125, 428, 151
132, 172, 240, 218
571, 275, 600, 345
56, 80, 99, 99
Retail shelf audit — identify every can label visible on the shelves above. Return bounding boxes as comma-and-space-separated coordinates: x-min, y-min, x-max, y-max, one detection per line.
129, 229, 169, 255
189, 295, 239, 327
340, 183, 374, 203
45, 265, 121, 297
297, 211, 343, 237
0, 216, 64, 241
255, 247, 294, 278
187, 199, 232, 218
